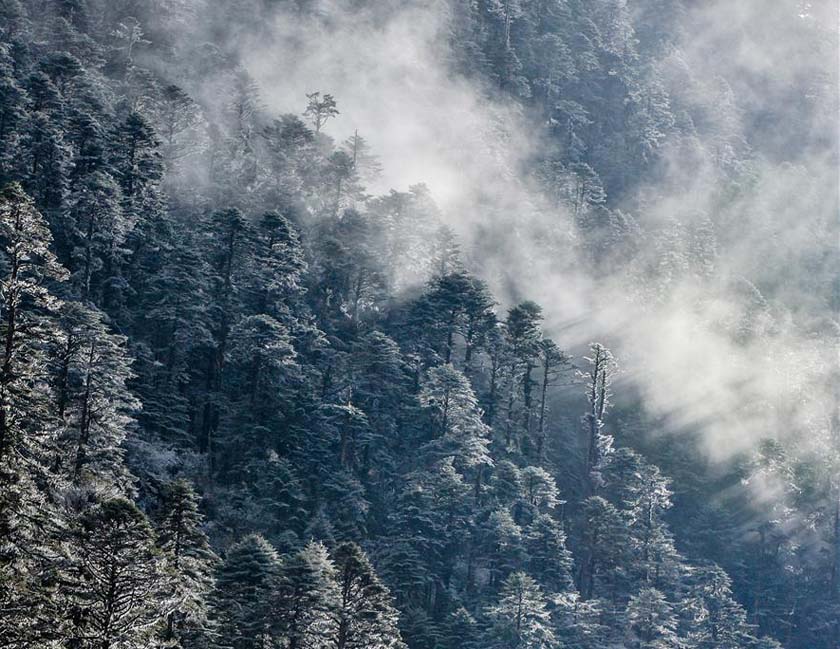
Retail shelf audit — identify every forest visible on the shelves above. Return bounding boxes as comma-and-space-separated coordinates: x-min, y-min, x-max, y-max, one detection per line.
0, 1, 837, 648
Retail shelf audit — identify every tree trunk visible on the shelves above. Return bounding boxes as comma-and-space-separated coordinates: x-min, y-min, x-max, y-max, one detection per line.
73, 342, 96, 481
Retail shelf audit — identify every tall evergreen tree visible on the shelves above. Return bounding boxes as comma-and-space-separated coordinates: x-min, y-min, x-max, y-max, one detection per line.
0, 181, 67, 649
275, 540, 340, 649
213, 533, 283, 649
419, 363, 492, 480
67, 498, 172, 649
156, 478, 217, 647
331, 541, 406, 649
484, 571, 557, 649
52, 301, 138, 488
625, 588, 680, 649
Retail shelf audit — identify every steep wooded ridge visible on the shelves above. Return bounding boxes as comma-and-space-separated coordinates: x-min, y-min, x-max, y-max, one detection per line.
0, 1, 836, 649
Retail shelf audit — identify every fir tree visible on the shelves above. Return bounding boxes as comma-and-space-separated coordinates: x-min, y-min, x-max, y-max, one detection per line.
213, 533, 283, 649
419, 363, 492, 479
156, 478, 217, 647
331, 541, 406, 649
67, 498, 172, 649
625, 588, 680, 649
0, 176, 70, 647
275, 540, 340, 649
525, 513, 574, 594
484, 571, 557, 649
682, 564, 757, 649
52, 301, 139, 488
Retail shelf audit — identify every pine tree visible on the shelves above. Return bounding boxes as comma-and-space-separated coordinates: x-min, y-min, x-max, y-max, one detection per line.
111, 111, 162, 212
225, 313, 296, 409
0, 182, 66, 496
304, 92, 339, 134
578, 496, 631, 601
241, 452, 308, 549
310, 209, 386, 324
0, 182, 68, 647
442, 606, 479, 649
156, 478, 217, 647
21, 107, 71, 214
525, 513, 574, 594
61, 170, 127, 304
67, 498, 172, 649
347, 330, 410, 437
413, 271, 496, 365
342, 131, 382, 186
381, 458, 471, 607
134, 242, 213, 449
0, 43, 27, 183
625, 588, 680, 649
602, 448, 681, 589
213, 533, 283, 649
248, 210, 306, 317
275, 540, 340, 649
419, 364, 492, 479
482, 322, 514, 428
478, 508, 527, 589
484, 571, 557, 649
199, 207, 250, 471
519, 466, 562, 513
331, 541, 406, 649
52, 301, 139, 488
580, 343, 616, 490
533, 338, 571, 461
504, 302, 543, 449
553, 592, 612, 649
682, 564, 756, 649
154, 83, 205, 169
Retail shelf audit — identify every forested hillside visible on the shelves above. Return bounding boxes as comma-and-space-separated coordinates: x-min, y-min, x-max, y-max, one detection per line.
0, 1, 837, 648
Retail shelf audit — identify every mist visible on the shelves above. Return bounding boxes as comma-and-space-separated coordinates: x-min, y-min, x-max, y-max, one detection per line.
223, 0, 839, 471
3, 0, 839, 646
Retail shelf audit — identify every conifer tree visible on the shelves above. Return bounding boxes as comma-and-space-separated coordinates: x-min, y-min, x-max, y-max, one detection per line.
0, 44, 27, 183
602, 448, 681, 588
478, 508, 527, 589
682, 564, 757, 649
156, 478, 217, 647
52, 301, 139, 488
342, 131, 382, 186
199, 207, 250, 470
443, 606, 479, 649
381, 458, 471, 607
419, 364, 492, 479
155, 83, 205, 169
331, 541, 406, 649
503, 302, 543, 451
62, 170, 127, 304
275, 540, 340, 649
248, 210, 306, 317
534, 338, 571, 461
111, 111, 162, 212
67, 498, 172, 649
415, 271, 496, 365
625, 588, 680, 649
0, 181, 70, 647
213, 533, 283, 649
580, 343, 616, 490
526, 513, 574, 594
134, 242, 213, 449
304, 92, 339, 134
578, 496, 631, 601
484, 571, 557, 649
